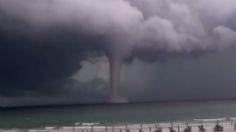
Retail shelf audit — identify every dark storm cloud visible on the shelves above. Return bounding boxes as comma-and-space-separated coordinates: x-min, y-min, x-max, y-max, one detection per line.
0, 0, 236, 103
0, 11, 107, 96
0, 0, 142, 98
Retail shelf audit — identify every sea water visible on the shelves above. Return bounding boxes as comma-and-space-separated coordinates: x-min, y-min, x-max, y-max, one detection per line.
1, 100, 236, 129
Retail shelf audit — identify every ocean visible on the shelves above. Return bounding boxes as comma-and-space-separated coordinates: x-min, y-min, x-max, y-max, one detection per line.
1, 100, 236, 129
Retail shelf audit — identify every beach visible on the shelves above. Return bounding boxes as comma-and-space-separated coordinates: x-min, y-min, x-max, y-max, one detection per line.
1, 119, 236, 132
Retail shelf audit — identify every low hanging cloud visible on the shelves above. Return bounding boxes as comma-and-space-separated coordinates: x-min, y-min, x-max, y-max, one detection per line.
0, 0, 236, 104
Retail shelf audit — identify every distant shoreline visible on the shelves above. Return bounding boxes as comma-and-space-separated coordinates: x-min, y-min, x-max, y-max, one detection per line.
2, 97, 236, 109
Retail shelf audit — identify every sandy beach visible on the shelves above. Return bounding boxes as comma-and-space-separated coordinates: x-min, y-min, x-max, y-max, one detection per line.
2, 119, 236, 132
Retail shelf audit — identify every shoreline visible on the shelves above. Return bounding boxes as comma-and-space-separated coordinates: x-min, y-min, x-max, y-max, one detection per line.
1, 118, 236, 132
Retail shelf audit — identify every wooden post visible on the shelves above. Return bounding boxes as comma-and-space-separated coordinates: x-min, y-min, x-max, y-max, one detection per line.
105, 125, 108, 132
234, 121, 236, 130
91, 125, 93, 132
141, 123, 143, 130
178, 126, 180, 132
120, 128, 122, 132
125, 123, 128, 132
149, 127, 151, 132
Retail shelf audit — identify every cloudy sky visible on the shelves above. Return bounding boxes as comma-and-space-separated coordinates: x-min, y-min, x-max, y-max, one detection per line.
0, 0, 236, 106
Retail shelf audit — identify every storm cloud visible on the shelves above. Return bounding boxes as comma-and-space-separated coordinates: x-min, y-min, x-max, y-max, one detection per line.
0, 0, 236, 105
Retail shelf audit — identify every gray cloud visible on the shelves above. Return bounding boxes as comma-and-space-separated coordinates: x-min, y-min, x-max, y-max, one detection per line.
0, 0, 236, 105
